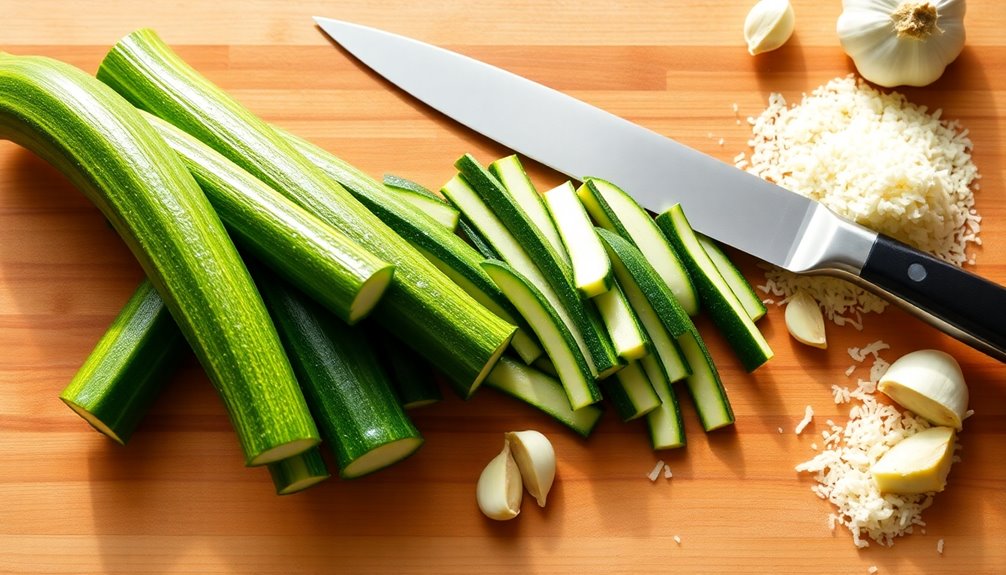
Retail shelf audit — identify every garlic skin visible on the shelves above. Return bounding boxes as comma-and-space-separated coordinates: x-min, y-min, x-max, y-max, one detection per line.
878, 349, 969, 430
784, 290, 827, 349
476, 440, 523, 521
837, 0, 967, 87
505, 430, 556, 507
744, 0, 796, 55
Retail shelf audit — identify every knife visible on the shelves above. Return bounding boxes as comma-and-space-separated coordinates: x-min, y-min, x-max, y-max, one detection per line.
314, 17, 1006, 363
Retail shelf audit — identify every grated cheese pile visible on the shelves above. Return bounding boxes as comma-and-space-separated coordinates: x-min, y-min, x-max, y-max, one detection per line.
795, 341, 959, 548
737, 76, 982, 328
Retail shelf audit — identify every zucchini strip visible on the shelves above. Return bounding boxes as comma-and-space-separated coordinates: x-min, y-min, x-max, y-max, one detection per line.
145, 113, 394, 324
383, 174, 460, 231
697, 233, 767, 321
59, 280, 184, 445
543, 182, 613, 298
488, 155, 569, 266
485, 357, 604, 438
1, 53, 318, 465
268, 447, 331, 495
593, 280, 650, 362
604, 360, 661, 422
656, 205, 773, 372
97, 29, 513, 396
371, 327, 444, 409
281, 131, 542, 365
640, 354, 687, 449
255, 270, 424, 479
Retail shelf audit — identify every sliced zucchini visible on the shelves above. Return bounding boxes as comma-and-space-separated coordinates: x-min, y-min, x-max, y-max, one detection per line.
593, 280, 650, 362
597, 228, 690, 384
489, 154, 569, 266
697, 233, 767, 321
383, 174, 460, 230
481, 260, 600, 410
370, 327, 443, 409
640, 354, 687, 449
604, 361, 661, 421
268, 447, 331, 495
458, 218, 502, 260
442, 174, 618, 378
579, 178, 699, 315
485, 357, 604, 438
656, 205, 773, 372
598, 228, 734, 432
543, 181, 613, 298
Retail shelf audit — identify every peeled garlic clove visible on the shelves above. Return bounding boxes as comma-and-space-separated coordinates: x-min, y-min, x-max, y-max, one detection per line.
476, 440, 522, 520
744, 0, 796, 55
784, 290, 826, 349
506, 430, 556, 507
871, 426, 956, 494
878, 349, 969, 430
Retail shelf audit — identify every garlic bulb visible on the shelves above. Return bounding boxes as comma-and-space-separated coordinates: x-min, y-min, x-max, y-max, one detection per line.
784, 290, 827, 349
744, 0, 796, 55
476, 440, 523, 521
837, 0, 967, 87
505, 430, 556, 507
878, 349, 969, 430
871, 426, 956, 494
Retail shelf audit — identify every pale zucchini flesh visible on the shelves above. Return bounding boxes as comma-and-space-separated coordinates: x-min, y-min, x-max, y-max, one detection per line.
656, 205, 773, 372
484, 357, 604, 438
640, 354, 687, 450
544, 181, 613, 298
489, 154, 570, 267
580, 178, 699, 316
593, 281, 650, 362
268, 447, 331, 495
97, 30, 514, 396
697, 233, 767, 321
383, 174, 460, 231
605, 360, 661, 421
1, 52, 319, 466
482, 260, 601, 411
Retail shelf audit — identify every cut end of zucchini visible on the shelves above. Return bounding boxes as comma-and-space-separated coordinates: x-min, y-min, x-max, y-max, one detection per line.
341, 437, 424, 479
275, 475, 329, 495
468, 329, 517, 398
59, 398, 127, 446
250, 438, 321, 467
348, 265, 397, 324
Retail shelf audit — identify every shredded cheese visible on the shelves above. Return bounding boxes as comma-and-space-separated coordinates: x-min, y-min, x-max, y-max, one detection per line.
795, 405, 814, 435
738, 76, 981, 327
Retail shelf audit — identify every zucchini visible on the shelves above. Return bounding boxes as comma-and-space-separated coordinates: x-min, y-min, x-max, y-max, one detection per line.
697, 233, 767, 321
268, 447, 331, 495
488, 155, 569, 266
59, 280, 184, 445
1, 53, 318, 465
371, 327, 443, 409
145, 113, 394, 324
598, 228, 734, 432
579, 178, 699, 315
543, 182, 613, 298
640, 354, 687, 449
255, 270, 424, 479
604, 360, 661, 422
281, 131, 542, 365
458, 218, 502, 260
442, 172, 619, 378
485, 357, 604, 438
383, 174, 460, 230
482, 260, 600, 410
98, 29, 514, 396
593, 280, 650, 362
656, 205, 773, 372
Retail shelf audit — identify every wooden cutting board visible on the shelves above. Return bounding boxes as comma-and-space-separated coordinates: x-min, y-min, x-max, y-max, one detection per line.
2, 1, 1004, 573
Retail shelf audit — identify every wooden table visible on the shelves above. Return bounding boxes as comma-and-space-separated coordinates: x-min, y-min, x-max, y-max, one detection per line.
2, 1, 1004, 573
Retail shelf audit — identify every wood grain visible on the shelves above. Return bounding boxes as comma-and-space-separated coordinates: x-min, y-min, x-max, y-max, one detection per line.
1, 1, 1004, 573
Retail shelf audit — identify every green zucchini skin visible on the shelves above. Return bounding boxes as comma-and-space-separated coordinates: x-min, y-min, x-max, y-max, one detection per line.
0, 53, 318, 466
370, 327, 444, 409
254, 270, 424, 479
97, 29, 513, 397
59, 280, 184, 445
146, 113, 394, 324
382, 174, 460, 231
697, 233, 767, 321
268, 447, 331, 495
604, 360, 661, 422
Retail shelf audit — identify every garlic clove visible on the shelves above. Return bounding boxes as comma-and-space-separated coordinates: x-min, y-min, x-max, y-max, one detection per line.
871, 426, 956, 494
784, 290, 826, 349
505, 430, 556, 507
878, 349, 969, 430
744, 0, 796, 55
476, 440, 523, 520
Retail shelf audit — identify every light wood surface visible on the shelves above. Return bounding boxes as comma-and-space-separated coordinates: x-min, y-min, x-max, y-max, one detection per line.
2, 1, 1005, 573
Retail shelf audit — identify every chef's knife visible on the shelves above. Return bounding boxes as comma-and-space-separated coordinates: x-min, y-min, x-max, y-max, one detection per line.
315, 17, 1006, 362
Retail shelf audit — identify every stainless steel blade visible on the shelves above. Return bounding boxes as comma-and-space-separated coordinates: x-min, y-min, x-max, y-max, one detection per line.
314, 17, 878, 276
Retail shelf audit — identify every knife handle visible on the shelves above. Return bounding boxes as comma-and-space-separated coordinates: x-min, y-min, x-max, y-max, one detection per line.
860, 234, 1006, 362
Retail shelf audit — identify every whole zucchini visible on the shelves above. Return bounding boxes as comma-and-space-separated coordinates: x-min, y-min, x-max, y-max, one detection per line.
0, 53, 318, 465
97, 29, 514, 396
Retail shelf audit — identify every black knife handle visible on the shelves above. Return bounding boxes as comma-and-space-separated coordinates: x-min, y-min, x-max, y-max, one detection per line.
860, 234, 1006, 361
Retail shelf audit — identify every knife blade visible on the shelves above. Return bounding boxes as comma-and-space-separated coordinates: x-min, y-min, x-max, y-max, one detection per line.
314, 16, 1006, 362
